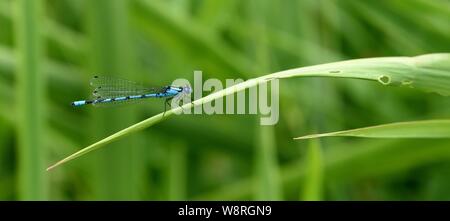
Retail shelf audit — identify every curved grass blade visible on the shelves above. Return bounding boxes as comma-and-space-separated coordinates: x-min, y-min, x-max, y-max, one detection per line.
47, 53, 450, 171
294, 120, 450, 140
271, 53, 450, 96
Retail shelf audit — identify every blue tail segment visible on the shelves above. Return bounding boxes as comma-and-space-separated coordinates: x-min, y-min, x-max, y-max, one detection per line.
71, 91, 178, 106
72, 100, 87, 106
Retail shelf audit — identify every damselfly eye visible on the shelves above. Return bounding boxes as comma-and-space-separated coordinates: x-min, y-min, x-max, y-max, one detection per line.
183, 86, 192, 94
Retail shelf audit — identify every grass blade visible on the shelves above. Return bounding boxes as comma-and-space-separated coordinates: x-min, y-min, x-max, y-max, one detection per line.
272, 53, 450, 96
295, 119, 450, 140
15, 0, 47, 199
300, 139, 323, 201
47, 53, 450, 170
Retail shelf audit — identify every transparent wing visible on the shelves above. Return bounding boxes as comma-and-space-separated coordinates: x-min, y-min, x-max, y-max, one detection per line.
89, 76, 165, 99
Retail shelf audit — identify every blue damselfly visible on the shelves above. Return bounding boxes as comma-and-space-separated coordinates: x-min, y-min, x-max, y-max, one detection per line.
72, 76, 192, 114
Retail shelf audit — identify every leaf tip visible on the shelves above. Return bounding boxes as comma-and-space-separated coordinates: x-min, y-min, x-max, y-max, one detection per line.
46, 161, 62, 171
294, 132, 336, 140
294, 135, 319, 140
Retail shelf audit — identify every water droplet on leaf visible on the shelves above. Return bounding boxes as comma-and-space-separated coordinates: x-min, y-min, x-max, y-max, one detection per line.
401, 80, 413, 87
378, 75, 391, 85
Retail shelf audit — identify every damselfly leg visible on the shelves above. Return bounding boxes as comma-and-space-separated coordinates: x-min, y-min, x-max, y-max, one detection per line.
163, 98, 172, 116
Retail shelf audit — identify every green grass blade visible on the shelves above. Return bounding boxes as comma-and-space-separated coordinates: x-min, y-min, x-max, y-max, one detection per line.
15, 0, 47, 200
272, 53, 450, 96
47, 53, 450, 170
300, 139, 323, 201
295, 120, 450, 140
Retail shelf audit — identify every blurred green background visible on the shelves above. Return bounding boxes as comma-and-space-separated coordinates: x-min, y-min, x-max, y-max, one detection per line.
1, 0, 450, 200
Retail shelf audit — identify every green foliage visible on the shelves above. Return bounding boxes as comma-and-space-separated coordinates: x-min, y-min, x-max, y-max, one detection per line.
1, 0, 449, 200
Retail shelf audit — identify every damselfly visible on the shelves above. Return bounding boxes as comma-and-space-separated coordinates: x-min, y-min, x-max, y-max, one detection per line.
72, 76, 192, 114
